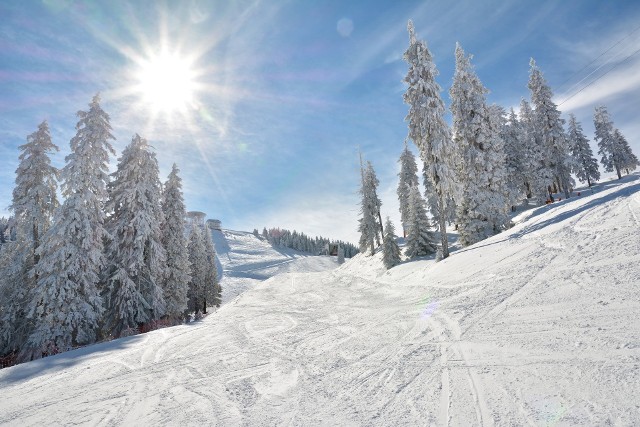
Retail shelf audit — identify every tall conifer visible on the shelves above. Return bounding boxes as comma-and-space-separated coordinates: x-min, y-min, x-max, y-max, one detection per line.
403, 21, 455, 259
25, 94, 114, 359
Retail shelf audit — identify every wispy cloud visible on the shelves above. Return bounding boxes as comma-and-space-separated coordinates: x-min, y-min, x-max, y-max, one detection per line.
555, 56, 640, 112
554, 16, 640, 113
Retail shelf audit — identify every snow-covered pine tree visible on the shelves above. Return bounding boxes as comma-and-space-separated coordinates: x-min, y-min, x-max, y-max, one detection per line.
358, 159, 383, 255
25, 94, 114, 359
405, 184, 437, 258
0, 236, 31, 357
421, 162, 455, 226
567, 114, 600, 187
486, 103, 512, 229
528, 59, 575, 199
0, 217, 8, 245
614, 129, 639, 175
382, 217, 402, 269
397, 140, 419, 236
103, 134, 167, 336
1, 121, 60, 357
203, 225, 222, 311
1, 216, 18, 244
11, 120, 60, 266
366, 161, 384, 244
403, 21, 455, 259
187, 221, 208, 315
594, 106, 625, 180
449, 44, 510, 246
161, 164, 191, 324
503, 108, 528, 207
518, 98, 549, 202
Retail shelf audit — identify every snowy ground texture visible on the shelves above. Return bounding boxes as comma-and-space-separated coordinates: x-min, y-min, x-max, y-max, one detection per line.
1, 175, 639, 426
212, 228, 339, 304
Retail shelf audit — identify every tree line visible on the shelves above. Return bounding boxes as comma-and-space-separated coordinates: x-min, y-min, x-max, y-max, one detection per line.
256, 227, 359, 259
0, 94, 221, 365
361, 21, 638, 269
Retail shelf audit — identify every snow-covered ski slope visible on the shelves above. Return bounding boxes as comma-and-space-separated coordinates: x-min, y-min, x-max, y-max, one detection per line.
211, 229, 339, 303
1, 175, 639, 426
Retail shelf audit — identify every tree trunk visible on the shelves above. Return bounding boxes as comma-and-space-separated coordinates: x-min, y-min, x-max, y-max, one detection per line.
32, 222, 39, 265
615, 165, 622, 180
587, 177, 592, 187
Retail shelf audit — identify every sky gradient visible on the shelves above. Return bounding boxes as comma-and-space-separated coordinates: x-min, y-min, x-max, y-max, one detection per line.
2, 0, 639, 244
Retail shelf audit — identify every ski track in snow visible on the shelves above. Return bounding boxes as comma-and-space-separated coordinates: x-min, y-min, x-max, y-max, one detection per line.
1, 175, 640, 426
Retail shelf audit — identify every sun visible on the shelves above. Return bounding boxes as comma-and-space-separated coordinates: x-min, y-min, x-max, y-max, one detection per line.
135, 51, 196, 113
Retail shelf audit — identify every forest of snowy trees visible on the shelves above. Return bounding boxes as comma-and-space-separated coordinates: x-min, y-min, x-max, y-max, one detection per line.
360, 21, 639, 268
257, 227, 358, 259
0, 94, 221, 366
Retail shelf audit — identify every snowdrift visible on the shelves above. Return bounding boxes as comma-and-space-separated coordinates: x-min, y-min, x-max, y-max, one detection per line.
1, 176, 639, 426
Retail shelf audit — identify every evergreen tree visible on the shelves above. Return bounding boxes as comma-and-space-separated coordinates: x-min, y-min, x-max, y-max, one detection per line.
486, 103, 512, 228
594, 106, 623, 180
161, 164, 191, 324
382, 217, 402, 269
1, 121, 59, 357
11, 120, 60, 266
405, 184, 437, 258
449, 44, 510, 246
567, 114, 600, 187
366, 161, 384, 244
503, 108, 528, 207
422, 163, 455, 225
613, 129, 639, 175
518, 99, 547, 200
0, 217, 8, 245
397, 140, 419, 235
203, 225, 222, 311
0, 237, 30, 357
187, 222, 208, 315
25, 94, 114, 359
358, 159, 383, 255
528, 59, 575, 199
403, 21, 455, 259
103, 135, 167, 336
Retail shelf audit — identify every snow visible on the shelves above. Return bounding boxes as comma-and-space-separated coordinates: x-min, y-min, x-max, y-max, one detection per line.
211, 228, 339, 303
1, 175, 639, 425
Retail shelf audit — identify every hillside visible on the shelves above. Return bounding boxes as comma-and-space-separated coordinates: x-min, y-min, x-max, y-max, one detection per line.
211, 228, 339, 303
0, 175, 638, 426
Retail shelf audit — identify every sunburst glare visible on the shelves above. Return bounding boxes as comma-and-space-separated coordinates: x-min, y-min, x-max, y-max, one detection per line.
135, 51, 196, 114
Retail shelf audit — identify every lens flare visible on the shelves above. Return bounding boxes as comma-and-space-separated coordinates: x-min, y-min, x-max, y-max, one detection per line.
337, 18, 354, 37
136, 51, 196, 113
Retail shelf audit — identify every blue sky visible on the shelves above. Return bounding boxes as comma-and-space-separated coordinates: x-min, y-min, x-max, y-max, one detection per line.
2, 0, 640, 244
